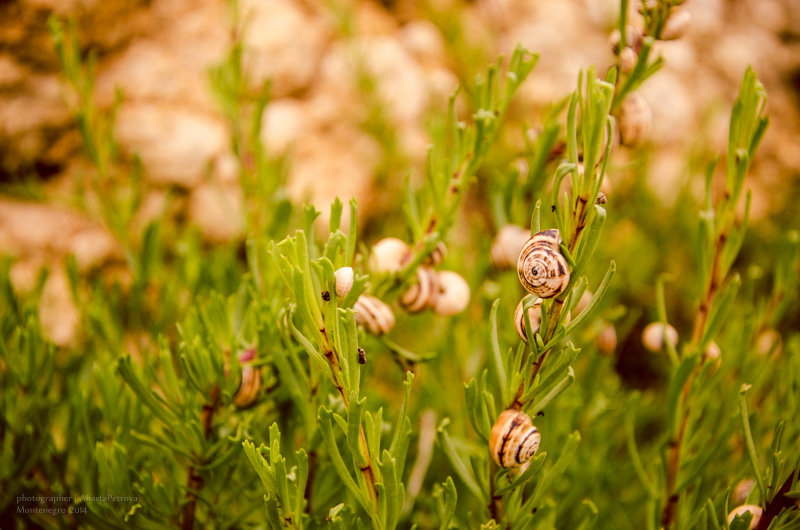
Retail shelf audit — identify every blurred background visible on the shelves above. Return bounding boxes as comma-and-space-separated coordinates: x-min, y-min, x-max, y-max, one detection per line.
0, 0, 798, 344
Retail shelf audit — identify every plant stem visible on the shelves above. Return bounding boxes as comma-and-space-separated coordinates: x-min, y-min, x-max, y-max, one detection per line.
182, 386, 219, 530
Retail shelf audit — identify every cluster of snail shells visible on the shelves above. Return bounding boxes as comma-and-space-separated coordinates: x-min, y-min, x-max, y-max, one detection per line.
232, 349, 261, 408
371, 237, 470, 317
491, 224, 530, 269
354, 295, 395, 336
727, 505, 762, 529
517, 229, 571, 299
489, 409, 541, 468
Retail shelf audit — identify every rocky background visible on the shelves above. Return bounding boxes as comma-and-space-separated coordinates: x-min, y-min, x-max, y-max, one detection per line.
1, 0, 799, 344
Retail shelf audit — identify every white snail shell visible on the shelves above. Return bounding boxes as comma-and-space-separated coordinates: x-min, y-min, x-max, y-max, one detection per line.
400, 266, 439, 313
661, 7, 691, 40
425, 242, 447, 266
233, 350, 260, 408
704, 341, 721, 361
733, 479, 755, 505
334, 267, 354, 298
595, 323, 617, 355
491, 225, 530, 269
489, 409, 541, 468
618, 93, 652, 147
515, 298, 542, 342
433, 270, 470, 316
517, 229, 570, 298
642, 322, 679, 353
727, 505, 762, 528
354, 295, 395, 335
369, 238, 410, 273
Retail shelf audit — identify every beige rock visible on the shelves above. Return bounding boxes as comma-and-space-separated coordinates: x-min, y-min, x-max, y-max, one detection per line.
240, 0, 331, 97
188, 183, 245, 243
260, 98, 306, 155
39, 267, 80, 347
114, 103, 228, 187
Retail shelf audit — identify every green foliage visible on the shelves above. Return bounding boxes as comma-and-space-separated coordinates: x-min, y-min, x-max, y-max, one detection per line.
2, 1, 799, 529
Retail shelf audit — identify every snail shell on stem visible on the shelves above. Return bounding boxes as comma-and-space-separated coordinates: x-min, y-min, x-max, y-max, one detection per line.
661, 7, 691, 40
491, 225, 530, 269
425, 242, 447, 267
517, 229, 570, 298
433, 271, 470, 316
369, 238, 410, 273
232, 349, 260, 408
334, 267, 354, 298
726, 505, 762, 528
489, 409, 541, 468
400, 266, 439, 313
595, 323, 617, 355
642, 322, 679, 353
515, 298, 542, 342
354, 295, 395, 335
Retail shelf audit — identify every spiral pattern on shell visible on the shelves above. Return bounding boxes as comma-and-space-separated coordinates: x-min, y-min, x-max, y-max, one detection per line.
517, 229, 570, 298
354, 295, 395, 335
489, 409, 541, 468
515, 298, 542, 342
425, 242, 447, 267
400, 266, 440, 313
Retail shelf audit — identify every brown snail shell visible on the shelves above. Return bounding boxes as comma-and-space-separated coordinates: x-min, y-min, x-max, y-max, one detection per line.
433, 271, 470, 316
727, 505, 762, 528
491, 225, 530, 269
489, 409, 541, 468
334, 267, 354, 298
354, 295, 395, 335
517, 229, 570, 298
515, 298, 542, 342
618, 93, 652, 147
369, 238, 410, 273
400, 266, 440, 313
642, 322, 679, 353
232, 349, 260, 408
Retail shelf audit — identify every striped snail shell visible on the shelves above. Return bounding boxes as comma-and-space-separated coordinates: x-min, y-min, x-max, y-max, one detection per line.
369, 238, 410, 273
233, 349, 260, 408
727, 505, 762, 528
618, 93, 652, 147
491, 225, 530, 269
489, 409, 541, 468
433, 270, 470, 316
515, 298, 542, 342
425, 242, 447, 267
400, 266, 439, 313
354, 295, 395, 335
517, 229, 570, 298
334, 267, 354, 298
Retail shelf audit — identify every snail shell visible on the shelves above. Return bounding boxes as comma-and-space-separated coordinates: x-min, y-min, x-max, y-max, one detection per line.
619, 46, 637, 74
425, 242, 447, 267
756, 329, 781, 356
733, 479, 755, 505
661, 7, 691, 40
609, 25, 642, 54
618, 93, 652, 147
433, 270, 470, 316
489, 409, 541, 468
400, 266, 439, 313
334, 267, 354, 298
369, 238, 410, 273
515, 298, 542, 342
595, 323, 617, 355
727, 505, 762, 528
354, 295, 395, 335
233, 350, 260, 408
517, 229, 570, 298
491, 225, 530, 269
642, 322, 679, 353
